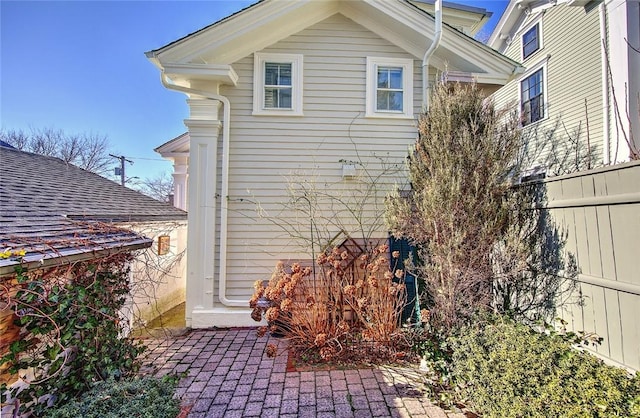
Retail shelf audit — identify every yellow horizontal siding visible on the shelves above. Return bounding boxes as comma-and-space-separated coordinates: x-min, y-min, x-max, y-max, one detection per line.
218, 14, 419, 298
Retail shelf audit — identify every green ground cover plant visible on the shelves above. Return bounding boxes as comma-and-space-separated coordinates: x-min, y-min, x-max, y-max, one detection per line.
45, 375, 181, 418
447, 317, 640, 417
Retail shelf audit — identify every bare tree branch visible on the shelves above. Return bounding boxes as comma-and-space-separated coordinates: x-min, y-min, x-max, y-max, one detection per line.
134, 171, 174, 203
0, 127, 114, 174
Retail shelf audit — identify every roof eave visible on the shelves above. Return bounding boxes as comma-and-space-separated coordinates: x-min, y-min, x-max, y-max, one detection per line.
67, 214, 188, 223
163, 63, 239, 86
0, 239, 152, 277
145, 0, 264, 59
154, 132, 189, 153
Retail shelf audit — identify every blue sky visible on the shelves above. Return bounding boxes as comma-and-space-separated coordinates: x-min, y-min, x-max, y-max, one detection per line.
0, 0, 508, 181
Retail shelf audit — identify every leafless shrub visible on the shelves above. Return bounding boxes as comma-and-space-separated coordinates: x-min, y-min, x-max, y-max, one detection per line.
250, 244, 409, 364
517, 117, 600, 177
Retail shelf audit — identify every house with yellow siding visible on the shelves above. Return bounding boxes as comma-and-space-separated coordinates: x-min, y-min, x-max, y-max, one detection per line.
146, 0, 522, 328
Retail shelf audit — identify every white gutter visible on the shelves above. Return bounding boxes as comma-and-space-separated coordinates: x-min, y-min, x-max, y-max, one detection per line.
160, 73, 245, 307
599, 2, 611, 164
422, 0, 443, 110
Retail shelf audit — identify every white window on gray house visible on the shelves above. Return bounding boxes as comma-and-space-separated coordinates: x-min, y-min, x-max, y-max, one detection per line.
253, 52, 303, 116
264, 62, 292, 109
520, 67, 545, 126
366, 57, 413, 118
376, 66, 404, 111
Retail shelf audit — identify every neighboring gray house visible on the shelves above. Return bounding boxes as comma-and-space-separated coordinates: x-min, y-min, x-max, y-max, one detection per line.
489, 0, 640, 371
0, 144, 188, 327
147, 0, 523, 328
489, 0, 640, 171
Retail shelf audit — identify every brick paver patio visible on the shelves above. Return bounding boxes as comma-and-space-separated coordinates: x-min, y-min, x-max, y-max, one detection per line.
139, 328, 465, 418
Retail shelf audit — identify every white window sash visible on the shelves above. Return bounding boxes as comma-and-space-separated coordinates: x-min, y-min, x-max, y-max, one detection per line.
366, 57, 413, 118
253, 53, 303, 116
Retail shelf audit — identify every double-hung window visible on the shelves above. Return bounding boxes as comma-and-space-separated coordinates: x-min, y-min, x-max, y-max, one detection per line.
376, 66, 404, 112
521, 19, 542, 61
366, 57, 413, 118
264, 62, 292, 109
520, 67, 545, 126
522, 24, 540, 59
253, 53, 303, 116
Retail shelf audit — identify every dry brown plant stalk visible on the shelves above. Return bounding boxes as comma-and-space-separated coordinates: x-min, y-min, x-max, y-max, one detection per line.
250, 244, 408, 364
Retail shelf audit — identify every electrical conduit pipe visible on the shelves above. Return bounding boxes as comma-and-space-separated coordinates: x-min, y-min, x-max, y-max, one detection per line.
160, 73, 246, 307
422, 0, 443, 110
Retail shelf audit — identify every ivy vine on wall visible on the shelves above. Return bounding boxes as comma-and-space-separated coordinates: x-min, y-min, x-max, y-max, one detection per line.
0, 252, 145, 416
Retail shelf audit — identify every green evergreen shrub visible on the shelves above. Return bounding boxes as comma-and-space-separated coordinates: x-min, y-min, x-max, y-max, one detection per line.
45, 376, 181, 418
448, 317, 640, 417
385, 82, 522, 332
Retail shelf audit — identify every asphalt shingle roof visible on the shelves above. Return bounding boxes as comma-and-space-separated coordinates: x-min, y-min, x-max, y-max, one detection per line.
0, 216, 151, 274
0, 146, 185, 274
0, 146, 187, 222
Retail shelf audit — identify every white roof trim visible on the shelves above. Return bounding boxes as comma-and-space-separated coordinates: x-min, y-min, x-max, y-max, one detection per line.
149, 0, 521, 80
443, 70, 521, 85
162, 63, 239, 86
489, 0, 577, 51
155, 132, 190, 154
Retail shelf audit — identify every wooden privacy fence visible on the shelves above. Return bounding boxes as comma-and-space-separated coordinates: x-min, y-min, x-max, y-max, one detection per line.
541, 160, 640, 371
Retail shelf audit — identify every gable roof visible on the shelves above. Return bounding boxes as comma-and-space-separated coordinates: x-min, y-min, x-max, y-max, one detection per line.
410, 0, 492, 36
154, 131, 190, 156
146, 0, 522, 86
0, 146, 187, 223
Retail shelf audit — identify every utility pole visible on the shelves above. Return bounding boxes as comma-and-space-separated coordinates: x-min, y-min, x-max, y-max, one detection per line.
110, 154, 133, 186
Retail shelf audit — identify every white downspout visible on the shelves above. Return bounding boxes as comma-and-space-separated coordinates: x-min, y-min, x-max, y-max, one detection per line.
160, 73, 246, 307
422, 0, 443, 110
599, 3, 611, 165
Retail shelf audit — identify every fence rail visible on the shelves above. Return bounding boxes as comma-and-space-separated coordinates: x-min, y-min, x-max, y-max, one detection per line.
540, 160, 640, 371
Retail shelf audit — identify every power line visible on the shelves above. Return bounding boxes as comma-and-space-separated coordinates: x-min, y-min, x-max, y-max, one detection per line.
125, 156, 167, 162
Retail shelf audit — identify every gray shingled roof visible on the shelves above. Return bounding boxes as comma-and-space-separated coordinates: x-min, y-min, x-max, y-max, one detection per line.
0, 146, 185, 275
0, 217, 151, 275
0, 146, 187, 222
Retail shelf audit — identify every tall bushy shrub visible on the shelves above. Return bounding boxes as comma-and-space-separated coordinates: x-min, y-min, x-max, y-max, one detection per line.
386, 82, 521, 331
491, 182, 579, 324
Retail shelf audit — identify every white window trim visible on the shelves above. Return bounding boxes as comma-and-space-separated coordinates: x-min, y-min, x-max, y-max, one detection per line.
520, 15, 543, 62
253, 52, 303, 116
518, 58, 549, 127
365, 57, 414, 119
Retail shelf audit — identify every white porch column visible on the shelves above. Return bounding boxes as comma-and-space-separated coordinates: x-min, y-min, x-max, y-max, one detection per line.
184, 97, 221, 328
172, 156, 188, 211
